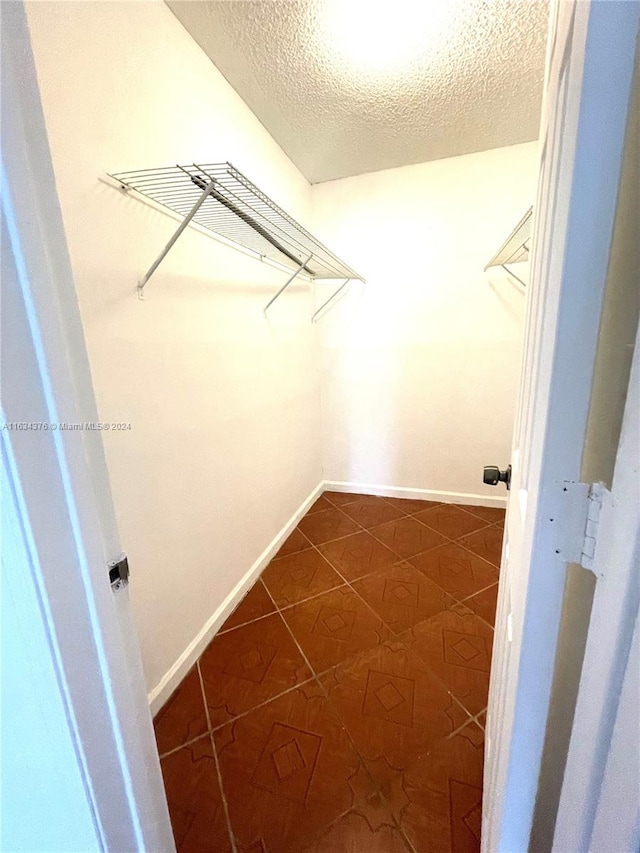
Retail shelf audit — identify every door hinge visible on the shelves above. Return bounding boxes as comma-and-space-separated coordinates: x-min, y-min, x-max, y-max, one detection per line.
109, 554, 130, 590
580, 482, 605, 573
551, 481, 606, 575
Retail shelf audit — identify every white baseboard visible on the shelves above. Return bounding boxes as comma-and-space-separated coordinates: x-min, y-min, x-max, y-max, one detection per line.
148, 481, 324, 715
149, 477, 505, 713
323, 480, 507, 509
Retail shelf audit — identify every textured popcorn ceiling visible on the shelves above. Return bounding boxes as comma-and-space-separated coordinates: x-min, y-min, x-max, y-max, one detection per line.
167, 0, 549, 184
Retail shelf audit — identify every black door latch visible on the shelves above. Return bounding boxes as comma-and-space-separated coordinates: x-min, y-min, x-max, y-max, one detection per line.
483, 464, 512, 490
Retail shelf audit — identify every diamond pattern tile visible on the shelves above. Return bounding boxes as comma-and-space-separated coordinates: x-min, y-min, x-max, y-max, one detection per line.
384, 722, 485, 853
155, 493, 495, 851
199, 613, 312, 728
318, 530, 400, 581
307, 495, 334, 515
220, 580, 276, 632
214, 680, 375, 851
370, 516, 448, 560
340, 495, 406, 529
353, 562, 450, 634
160, 736, 232, 852
414, 504, 490, 540
301, 793, 412, 852
262, 547, 344, 607
402, 608, 494, 715
282, 585, 391, 674
458, 524, 505, 567
275, 527, 313, 558
411, 543, 499, 600
298, 507, 361, 545
381, 497, 442, 514
466, 583, 499, 626
321, 640, 461, 787
323, 491, 363, 507
462, 505, 506, 524
153, 666, 209, 756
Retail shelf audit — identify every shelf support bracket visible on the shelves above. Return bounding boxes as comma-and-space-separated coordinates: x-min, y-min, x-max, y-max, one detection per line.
501, 263, 527, 288
137, 179, 217, 299
312, 279, 351, 323
264, 253, 313, 313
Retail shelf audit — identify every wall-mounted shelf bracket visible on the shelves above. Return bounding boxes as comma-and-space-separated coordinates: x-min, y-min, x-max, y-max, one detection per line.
137, 178, 216, 300
264, 253, 313, 314
500, 263, 527, 289
312, 279, 351, 323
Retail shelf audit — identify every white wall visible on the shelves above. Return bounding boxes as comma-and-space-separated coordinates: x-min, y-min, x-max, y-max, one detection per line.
312, 142, 539, 499
25, 1, 322, 696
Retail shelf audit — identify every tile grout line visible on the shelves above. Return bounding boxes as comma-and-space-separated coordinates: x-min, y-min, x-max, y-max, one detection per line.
303, 537, 495, 724
216, 494, 499, 728
157, 729, 215, 761
208, 493, 494, 849
218, 579, 351, 635
196, 659, 238, 853
209, 674, 319, 735
261, 555, 399, 824
274, 532, 480, 779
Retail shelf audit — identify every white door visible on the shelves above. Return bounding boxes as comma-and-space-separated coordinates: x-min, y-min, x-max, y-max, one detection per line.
483, 1, 640, 850
1, 3, 174, 850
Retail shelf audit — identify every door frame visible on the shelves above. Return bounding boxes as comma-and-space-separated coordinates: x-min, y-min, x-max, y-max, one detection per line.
554, 301, 640, 849
1, 3, 173, 850
484, 1, 640, 850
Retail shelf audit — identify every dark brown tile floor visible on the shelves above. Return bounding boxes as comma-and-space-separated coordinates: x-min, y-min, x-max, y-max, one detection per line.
154, 491, 504, 852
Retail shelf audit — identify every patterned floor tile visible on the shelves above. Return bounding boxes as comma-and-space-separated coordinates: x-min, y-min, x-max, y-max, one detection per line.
401, 607, 494, 715
380, 497, 442, 514
414, 504, 490, 540
301, 793, 412, 852
340, 496, 406, 530
324, 491, 364, 507
369, 517, 448, 560
220, 580, 276, 633
154, 666, 209, 756
275, 527, 313, 559
214, 680, 375, 852
262, 548, 345, 608
318, 531, 400, 582
307, 495, 335, 514
282, 585, 392, 674
411, 544, 499, 601
383, 723, 484, 853
160, 736, 232, 852
298, 507, 362, 545
199, 613, 312, 728
465, 583, 499, 627
352, 562, 450, 634
321, 640, 462, 787
461, 505, 506, 524
458, 525, 504, 567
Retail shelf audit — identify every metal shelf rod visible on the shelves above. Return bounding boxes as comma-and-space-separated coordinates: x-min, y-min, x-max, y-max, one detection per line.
137, 178, 217, 298
264, 253, 313, 313
312, 279, 351, 323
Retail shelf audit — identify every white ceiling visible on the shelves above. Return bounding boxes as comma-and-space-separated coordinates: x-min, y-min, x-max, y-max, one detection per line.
167, 0, 549, 184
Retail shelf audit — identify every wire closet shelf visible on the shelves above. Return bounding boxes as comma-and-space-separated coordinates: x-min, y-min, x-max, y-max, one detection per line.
484, 206, 533, 288
110, 162, 364, 317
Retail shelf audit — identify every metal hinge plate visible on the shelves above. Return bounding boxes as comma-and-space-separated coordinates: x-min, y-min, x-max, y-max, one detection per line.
553, 480, 605, 576
109, 554, 130, 590
580, 482, 605, 573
